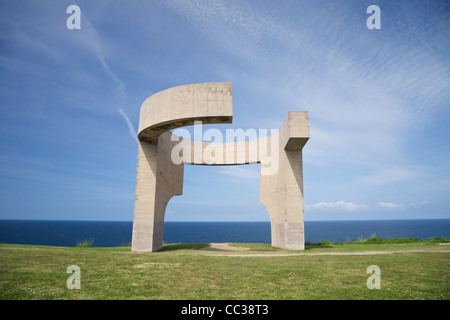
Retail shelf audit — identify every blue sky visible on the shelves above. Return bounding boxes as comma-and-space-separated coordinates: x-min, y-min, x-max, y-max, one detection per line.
0, 0, 449, 221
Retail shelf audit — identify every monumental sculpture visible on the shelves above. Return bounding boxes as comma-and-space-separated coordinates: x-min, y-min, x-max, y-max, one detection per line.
131, 82, 309, 252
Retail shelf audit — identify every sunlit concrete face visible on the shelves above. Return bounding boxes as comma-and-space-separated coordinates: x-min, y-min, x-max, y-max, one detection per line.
131, 82, 309, 252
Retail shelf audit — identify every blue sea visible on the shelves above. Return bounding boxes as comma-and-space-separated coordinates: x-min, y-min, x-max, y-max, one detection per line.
0, 219, 449, 247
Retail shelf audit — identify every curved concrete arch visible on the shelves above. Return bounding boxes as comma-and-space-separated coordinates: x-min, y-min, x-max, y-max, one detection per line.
131, 82, 309, 252
138, 82, 232, 142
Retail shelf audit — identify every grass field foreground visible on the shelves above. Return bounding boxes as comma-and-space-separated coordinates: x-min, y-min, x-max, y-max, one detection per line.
1, 241, 449, 300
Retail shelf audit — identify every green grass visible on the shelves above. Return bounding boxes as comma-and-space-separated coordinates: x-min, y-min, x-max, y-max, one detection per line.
1, 241, 449, 300
75, 239, 95, 248
314, 235, 450, 246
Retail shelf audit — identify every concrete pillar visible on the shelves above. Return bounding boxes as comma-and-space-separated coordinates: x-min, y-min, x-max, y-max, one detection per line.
131, 132, 184, 252
261, 150, 305, 250
260, 112, 309, 250
131, 140, 160, 252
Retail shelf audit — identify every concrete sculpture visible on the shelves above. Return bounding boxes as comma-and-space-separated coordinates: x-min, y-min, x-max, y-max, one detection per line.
131, 82, 309, 252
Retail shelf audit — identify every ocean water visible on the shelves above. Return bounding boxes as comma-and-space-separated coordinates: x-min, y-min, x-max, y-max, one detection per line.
0, 219, 449, 247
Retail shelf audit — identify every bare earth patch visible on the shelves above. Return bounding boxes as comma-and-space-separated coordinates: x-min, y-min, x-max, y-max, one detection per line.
201, 243, 251, 252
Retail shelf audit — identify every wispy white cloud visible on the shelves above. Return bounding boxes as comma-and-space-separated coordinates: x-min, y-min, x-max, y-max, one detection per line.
218, 166, 260, 180
82, 14, 126, 98
376, 202, 405, 210
167, 0, 449, 169
375, 201, 430, 210
81, 13, 139, 144
118, 108, 139, 144
352, 166, 426, 187
164, 0, 303, 70
306, 200, 430, 212
306, 201, 369, 212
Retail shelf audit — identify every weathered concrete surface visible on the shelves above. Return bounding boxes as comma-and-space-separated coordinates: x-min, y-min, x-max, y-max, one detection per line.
260, 112, 309, 250
138, 82, 233, 142
131, 132, 183, 252
131, 82, 309, 252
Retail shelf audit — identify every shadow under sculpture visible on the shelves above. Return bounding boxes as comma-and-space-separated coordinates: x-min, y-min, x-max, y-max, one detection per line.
131, 82, 309, 252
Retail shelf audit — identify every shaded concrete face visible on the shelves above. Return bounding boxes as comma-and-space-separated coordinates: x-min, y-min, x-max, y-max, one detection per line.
131, 82, 309, 252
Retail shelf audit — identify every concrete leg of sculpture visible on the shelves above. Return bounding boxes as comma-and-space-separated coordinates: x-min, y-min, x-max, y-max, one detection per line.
260, 149, 305, 250
260, 112, 309, 250
131, 140, 159, 252
282, 149, 305, 250
131, 133, 183, 252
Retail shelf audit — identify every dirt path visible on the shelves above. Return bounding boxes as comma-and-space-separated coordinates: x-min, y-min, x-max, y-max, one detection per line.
201, 243, 251, 252
200, 243, 450, 257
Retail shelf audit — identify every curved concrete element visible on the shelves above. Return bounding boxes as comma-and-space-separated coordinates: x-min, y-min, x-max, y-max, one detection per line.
138, 82, 232, 142
131, 82, 309, 252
